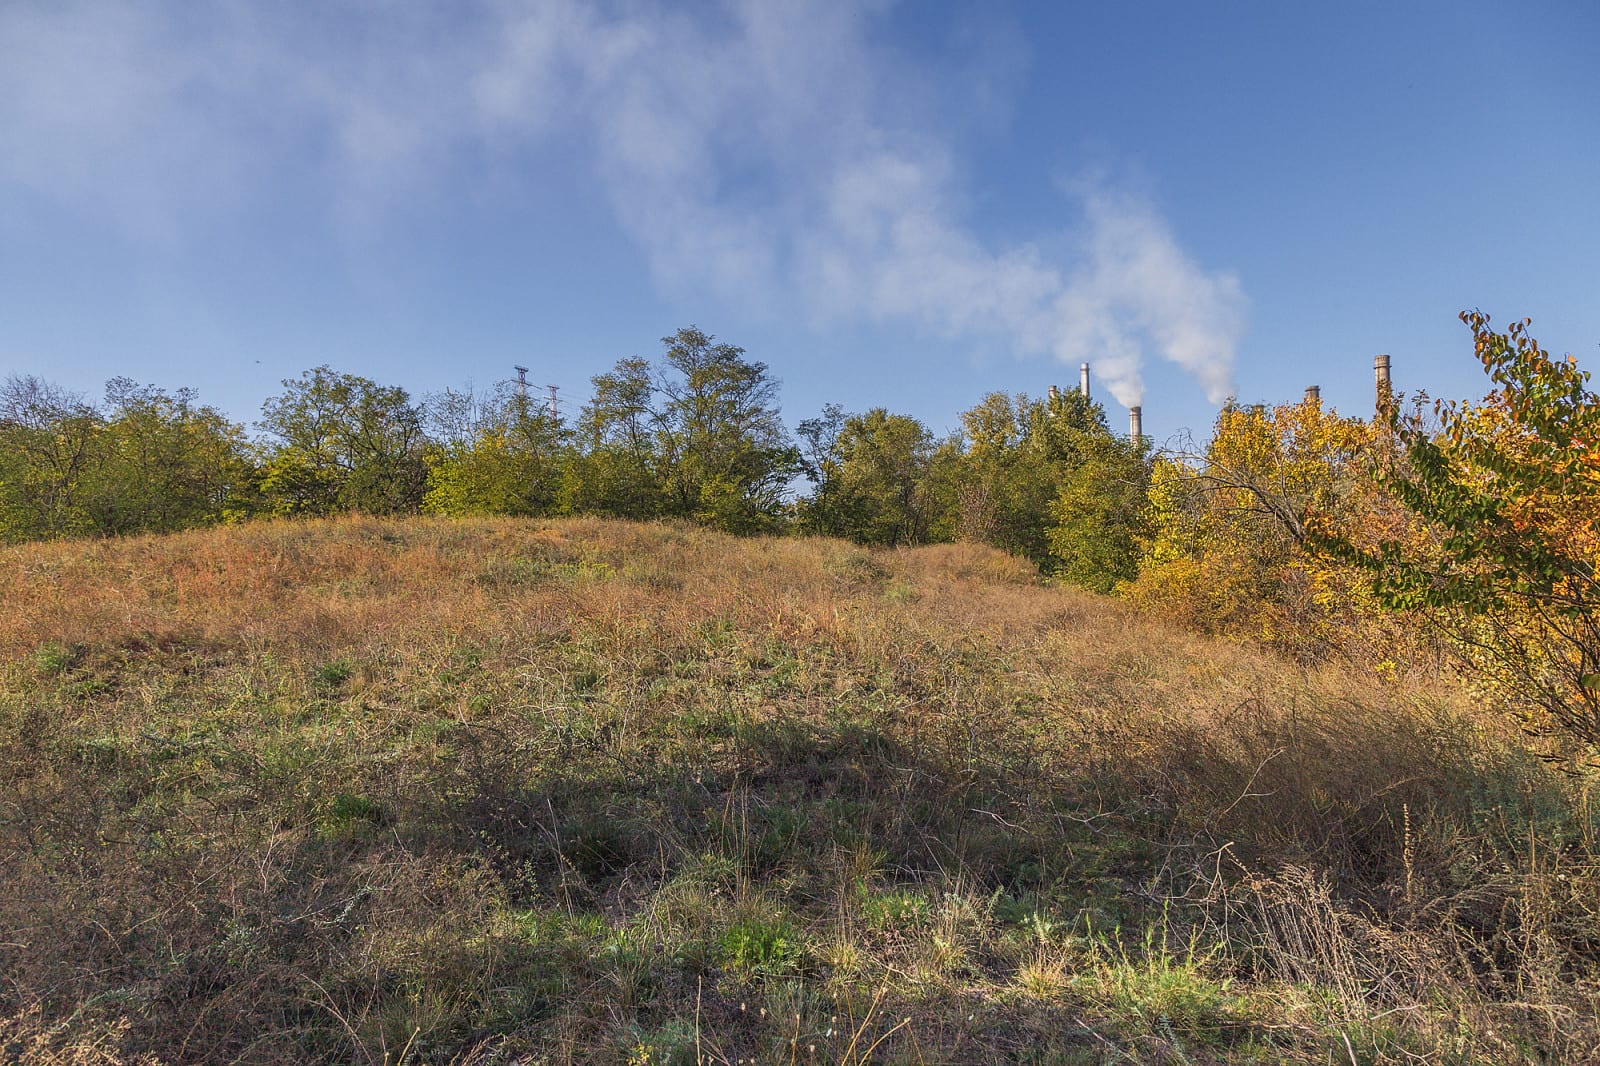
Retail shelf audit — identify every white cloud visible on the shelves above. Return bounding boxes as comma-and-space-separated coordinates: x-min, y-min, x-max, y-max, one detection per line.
0, 0, 1246, 404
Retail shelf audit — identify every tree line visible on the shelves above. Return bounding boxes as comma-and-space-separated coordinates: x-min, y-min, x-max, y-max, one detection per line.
0, 326, 1150, 589
4, 316, 1596, 747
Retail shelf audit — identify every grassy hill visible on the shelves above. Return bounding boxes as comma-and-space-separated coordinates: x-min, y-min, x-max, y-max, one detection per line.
3, 517, 1597, 1064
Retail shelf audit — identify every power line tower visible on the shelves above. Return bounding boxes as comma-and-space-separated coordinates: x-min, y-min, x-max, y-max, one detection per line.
512, 366, 529, 401
545, 384, 560, 420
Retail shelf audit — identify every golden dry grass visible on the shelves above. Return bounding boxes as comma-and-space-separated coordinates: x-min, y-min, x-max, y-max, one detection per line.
2, 515, 1597, 1064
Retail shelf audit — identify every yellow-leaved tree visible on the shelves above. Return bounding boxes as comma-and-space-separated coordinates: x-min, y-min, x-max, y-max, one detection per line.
1128, 395, 1419, 667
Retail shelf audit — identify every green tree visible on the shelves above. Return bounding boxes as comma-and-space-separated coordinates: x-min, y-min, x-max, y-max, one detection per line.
652, 327, 798, 534
423, 383, 569, 517
1048, 433, 1150, 592
1023, 385, 1110, 464
259, 367, 428, 516
83, 379, 257, 534
0, 375, 256, 542
798, 406, 936, 545
951, 392, 1041, 555
0, 375, 102, 541
948, 387, 1119, 570
563, 357, 665, 520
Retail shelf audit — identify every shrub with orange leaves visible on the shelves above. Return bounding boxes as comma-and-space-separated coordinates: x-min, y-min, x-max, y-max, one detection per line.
1328, 312, 1600, 745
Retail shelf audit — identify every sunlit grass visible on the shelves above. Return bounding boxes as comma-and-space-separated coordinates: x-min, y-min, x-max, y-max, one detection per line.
1, 515, 1596, 1063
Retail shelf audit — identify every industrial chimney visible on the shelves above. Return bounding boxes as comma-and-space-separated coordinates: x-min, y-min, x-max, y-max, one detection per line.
1080, 362, 1091, 400
1305, 385, 1321, 404
1374, 355, 1391, 411
1129, 405, 1143, 442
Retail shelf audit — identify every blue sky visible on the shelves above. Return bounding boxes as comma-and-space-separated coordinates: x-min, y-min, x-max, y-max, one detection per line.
2, 0, 1596, 446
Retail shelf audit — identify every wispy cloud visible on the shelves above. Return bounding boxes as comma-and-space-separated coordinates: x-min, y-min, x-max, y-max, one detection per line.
0, 0, 1246, 404
1052, 190, 1247, 405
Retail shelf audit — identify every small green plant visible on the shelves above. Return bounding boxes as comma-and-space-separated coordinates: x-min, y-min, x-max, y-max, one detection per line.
883, 580, 921, 603
858, 886, 930, 930
825, 551, 888, 585
74, 735, 126, 769
476, 555, 615, 588
623, 1020, 697, 1066
314, 657, 353, 691
746, 802, 808, 872
719, 917, 805, 978
34, 641, 77, 675
327, 793, 383, 826
561, 814, 643, 883
620, 560, 683, 589
1016, 951, 1072, 999
435, 645, 483, 686
1084, 926, 1248, 1051
64, 677, 110, 699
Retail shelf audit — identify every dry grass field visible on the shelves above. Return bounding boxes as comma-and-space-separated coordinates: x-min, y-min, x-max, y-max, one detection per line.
3, 517, 1598, 1064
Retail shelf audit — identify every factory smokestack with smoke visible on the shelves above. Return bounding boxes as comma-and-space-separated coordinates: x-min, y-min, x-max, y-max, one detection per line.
1071, 359, 1143, 442
1059, 354, 1398, 447
1048, 190, 1246, 410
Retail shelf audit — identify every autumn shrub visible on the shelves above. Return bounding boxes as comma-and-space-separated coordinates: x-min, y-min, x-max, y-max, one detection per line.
1324, 312, 1600, 748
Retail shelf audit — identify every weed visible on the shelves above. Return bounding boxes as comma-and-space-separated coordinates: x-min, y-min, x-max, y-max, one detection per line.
33, 641, 77, 675
858, 886, 931, 931
314, 657, 353, 691
720, 918, 805, 979
327, 792, 384, 825
624, 1019, 697, 1066
883, 580, 921, 604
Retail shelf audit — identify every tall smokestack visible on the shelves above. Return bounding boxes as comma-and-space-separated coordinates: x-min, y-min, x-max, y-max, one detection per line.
1080, 362, 1091, 400
1305, 385, 1321, 404
1374, 354, 1391, 411
1129, 405, 1142, 442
